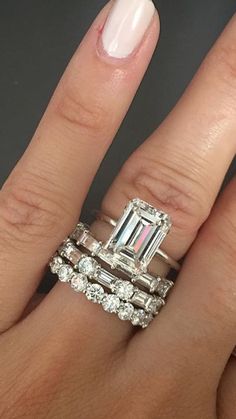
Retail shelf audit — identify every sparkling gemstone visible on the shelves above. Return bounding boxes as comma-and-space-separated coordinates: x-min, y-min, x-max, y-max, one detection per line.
83, 235, 102, 256
58, 265, 73, 282
71, 273, 88, 292
86, 283, 105, 303
132, 273, 160, 293
96, 269, 116, 288
71, 223, 88, 243
141, 313, 153, 328
59, 241, 81, 265
78, 256, 98, 277
149, 278, 161, 294
157, 279, 174, 298
118, 303, 134, 321
131, 290, 150, 309
105, 198, 171, 272
146, 297, 164, 314
102, 295, 120, 313
112, 280, 134, 300
131, 309, 146, 326
50, 256, 63, 274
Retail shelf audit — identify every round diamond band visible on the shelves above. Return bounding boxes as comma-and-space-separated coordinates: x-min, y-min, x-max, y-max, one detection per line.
49, 198, 177, 328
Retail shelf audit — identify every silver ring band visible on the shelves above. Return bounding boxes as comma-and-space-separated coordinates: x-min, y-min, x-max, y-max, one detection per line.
58, 240, 165, 315
49, 198, 179, 328
50, 255, 153, 328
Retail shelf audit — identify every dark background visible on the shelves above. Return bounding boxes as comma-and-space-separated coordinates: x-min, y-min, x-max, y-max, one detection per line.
0, 0, 236, 216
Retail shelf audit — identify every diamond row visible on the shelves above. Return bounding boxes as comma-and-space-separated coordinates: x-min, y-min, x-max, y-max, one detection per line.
70, 223, 174, 298
50, 256, 153, 328
58, 240, 165, 315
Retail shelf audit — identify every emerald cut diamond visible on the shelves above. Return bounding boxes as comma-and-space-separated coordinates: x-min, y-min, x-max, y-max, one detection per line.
105, 199, 171, 273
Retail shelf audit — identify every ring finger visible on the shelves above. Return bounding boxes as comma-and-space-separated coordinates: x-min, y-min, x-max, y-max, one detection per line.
46, 12, 236, 344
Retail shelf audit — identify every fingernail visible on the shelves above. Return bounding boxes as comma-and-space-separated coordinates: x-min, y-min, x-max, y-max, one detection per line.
102, 0, 155, 59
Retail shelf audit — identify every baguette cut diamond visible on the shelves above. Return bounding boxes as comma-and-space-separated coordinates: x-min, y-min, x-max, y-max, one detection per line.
59, 240, 81, 265
96, 268, 116, 288
105, 199, 171, 272
156, 279, 174, 298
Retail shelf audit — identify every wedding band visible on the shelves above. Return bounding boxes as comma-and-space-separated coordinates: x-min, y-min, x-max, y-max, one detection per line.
49, 198, 178, 328
50, 255, 153, 328
95, 198, 180, 272
58, 240, 165, 315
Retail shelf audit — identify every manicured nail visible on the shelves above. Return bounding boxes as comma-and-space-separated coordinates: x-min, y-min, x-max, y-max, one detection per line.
102, 0, 155, 59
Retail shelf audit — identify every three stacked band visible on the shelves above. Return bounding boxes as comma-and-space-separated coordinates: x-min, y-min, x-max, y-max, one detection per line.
50, 198, 180, 328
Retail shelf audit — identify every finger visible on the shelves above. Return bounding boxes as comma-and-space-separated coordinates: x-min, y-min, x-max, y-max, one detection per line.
218, 358, 236, 419
44, 12, 236, 347
99, 14, 236, 263
0, 0, 159, 331
140, 177, 236, 384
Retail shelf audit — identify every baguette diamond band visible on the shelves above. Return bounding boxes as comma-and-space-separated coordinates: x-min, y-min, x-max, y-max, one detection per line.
70, 223, 174, 297
58, 240, 165, 315
49, 198, 178, 327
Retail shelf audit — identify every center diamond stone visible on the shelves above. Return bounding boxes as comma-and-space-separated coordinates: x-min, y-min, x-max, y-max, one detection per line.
105, 198, 171, 272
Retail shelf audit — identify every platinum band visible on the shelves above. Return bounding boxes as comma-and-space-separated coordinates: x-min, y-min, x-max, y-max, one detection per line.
49, 198, 178, 329
95, 210, 180, 271
58, 240, 165, 315
50, 255, 153, 328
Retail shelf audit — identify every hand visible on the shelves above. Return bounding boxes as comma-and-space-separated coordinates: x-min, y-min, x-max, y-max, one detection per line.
0, 1, 236, 418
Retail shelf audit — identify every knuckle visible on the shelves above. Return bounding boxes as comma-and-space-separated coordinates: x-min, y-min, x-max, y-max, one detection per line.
119, 155, 209, 235
0, 172, 68, 247
55, 82, 109, 138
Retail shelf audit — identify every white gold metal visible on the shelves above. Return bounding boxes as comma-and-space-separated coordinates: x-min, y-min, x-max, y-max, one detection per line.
58, 241, 161, 315
49, 198, 179, 329
49, 255, 153, 328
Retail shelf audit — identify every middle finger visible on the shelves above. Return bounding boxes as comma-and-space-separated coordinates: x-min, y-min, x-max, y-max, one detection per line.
100, 13, 236, 261
40, 11, 236, 350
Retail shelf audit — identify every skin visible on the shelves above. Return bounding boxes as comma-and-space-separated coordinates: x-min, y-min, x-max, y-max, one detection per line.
0, 2, 236, 418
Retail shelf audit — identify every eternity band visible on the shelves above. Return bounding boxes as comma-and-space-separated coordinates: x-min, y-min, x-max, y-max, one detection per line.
49, 198, 178, 328
50, 255, 153, 328
58, 240, 165, 315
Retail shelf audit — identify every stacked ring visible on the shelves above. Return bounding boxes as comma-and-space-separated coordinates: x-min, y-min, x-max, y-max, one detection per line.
49, 198, 180, 327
